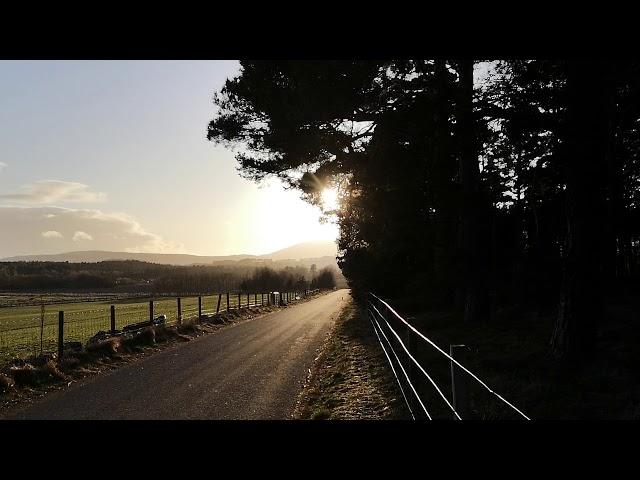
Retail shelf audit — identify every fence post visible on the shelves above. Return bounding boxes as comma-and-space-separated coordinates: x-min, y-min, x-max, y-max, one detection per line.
254, 292, 257, 306
149, 300, 154, 322
198, 296, 202, 318
226, 292, 230, 313
247, 293, 250, 308
58, 310, 64, 360
261, 293, 264, 306
40, 304, 45, 355
450, 344, 470, 420
238, 293, 242, 309
110, 305, 116, 333
216, 294, 222, 315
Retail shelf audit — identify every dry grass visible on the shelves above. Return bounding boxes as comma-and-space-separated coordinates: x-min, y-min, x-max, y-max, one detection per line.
295, 300, 410, 420
0, 373, 15, 393
86, 337, 122, 356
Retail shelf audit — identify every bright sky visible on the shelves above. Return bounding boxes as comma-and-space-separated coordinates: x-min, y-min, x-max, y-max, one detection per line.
0, 60, 338, 258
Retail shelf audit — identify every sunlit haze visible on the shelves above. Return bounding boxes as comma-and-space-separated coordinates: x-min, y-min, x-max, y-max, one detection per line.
321, 187, 339, 212
0, 61, 338, 258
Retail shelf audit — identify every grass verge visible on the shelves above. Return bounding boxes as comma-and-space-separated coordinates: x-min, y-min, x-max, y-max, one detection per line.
294, 299, 410, 420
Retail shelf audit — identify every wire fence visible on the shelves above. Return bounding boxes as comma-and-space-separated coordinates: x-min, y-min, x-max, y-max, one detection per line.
367, 292, 530, 420
0, 289, 316, 366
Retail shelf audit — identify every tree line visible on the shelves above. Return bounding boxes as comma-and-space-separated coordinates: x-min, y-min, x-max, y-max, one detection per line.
0, 260, 337, 294
207, 60, 640, 364
240, 265, 336, 292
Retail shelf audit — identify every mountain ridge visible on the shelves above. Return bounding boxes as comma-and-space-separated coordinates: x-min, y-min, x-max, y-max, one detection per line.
0, 241, 338, 266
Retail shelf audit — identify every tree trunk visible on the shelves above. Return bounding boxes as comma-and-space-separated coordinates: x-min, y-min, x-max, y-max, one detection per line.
457, 59, 491, 323
550, 61, 614, 362
431, 60, 458, 306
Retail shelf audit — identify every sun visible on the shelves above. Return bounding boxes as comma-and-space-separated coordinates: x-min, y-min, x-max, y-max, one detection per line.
321, 187, 339, 211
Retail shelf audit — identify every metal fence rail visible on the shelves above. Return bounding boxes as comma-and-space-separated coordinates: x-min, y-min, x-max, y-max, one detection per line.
367, 292, 530, 420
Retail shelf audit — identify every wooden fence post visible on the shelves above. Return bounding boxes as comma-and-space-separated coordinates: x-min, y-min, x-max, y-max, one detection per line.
110, 305, 116, 333
238, 293, 242, 309
40, 304, 44, 356
198, 296, 202, 318
254, 292, 257, 306
177, 297, 182, 325
216, 294, 222, 315
149, 300, 154, 322
450, 344, 470, 420
58, 310, 64, 360
247, 293, 250, 308
226, 292, 230, 313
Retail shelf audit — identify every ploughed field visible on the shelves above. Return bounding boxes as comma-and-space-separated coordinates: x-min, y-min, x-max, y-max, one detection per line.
0, 292, 259, 363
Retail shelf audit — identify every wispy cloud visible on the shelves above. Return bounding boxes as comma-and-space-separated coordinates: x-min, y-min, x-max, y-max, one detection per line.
0, 162, 7, 172
0, 180, 106, 204
72, 231, 93, 241
0, 206, 185, 257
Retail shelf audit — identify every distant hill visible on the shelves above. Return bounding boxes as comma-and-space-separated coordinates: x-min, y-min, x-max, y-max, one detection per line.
263, 240, 337, 260
0, 240, 338, 266
0, 250, 254, 266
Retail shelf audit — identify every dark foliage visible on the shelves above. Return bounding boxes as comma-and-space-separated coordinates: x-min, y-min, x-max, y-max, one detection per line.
208, 60, 640, 364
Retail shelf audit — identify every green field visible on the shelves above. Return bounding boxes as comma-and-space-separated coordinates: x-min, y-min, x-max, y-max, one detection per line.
0, 292, 274, 364
0, 292, 151, 308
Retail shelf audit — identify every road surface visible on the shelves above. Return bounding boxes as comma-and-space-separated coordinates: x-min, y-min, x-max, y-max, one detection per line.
6, 289, 349, 420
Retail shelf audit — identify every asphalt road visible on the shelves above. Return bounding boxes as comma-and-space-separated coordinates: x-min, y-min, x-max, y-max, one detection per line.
7, 289, 349, 420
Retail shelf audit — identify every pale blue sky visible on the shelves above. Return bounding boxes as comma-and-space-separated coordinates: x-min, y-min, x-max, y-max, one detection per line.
0, 61, 337, 258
